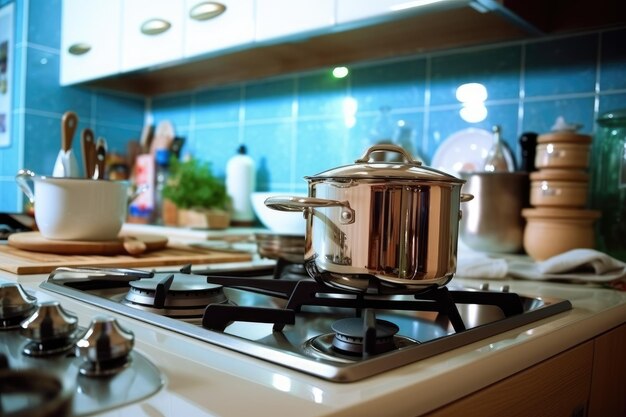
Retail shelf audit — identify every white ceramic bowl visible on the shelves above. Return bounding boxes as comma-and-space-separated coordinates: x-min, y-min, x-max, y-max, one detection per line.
251, 192, 306, 235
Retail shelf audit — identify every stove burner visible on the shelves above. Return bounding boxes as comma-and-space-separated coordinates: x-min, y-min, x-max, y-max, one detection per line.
331, 317, 400, 355
123, 273, 229, 318
0, 354, 72, 417
0, 283, 37, 329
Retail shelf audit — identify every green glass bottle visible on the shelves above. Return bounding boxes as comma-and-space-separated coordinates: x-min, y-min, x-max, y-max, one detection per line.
590, 109, 626, 261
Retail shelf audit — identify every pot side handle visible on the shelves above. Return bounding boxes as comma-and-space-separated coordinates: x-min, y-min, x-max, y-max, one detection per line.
264, 196, 356, 224
460, 193, 474, 203
15, 169, 36, 204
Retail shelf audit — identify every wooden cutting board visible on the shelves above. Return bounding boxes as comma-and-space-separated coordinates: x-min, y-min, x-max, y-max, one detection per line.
8, 232, 169, 255
0, 242, 252, 275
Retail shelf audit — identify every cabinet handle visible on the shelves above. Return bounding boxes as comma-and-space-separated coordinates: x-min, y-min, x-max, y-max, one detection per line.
140, 18, 171, 36
189, 2, 226, 21
68, 43, 91, 55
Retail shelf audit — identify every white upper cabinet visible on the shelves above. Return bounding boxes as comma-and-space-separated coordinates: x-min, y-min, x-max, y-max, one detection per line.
60, 0, 122, 85
255, 0, 335, 42
121, 0, 185, 72
184, 0, 255, 58
337, 0, 422, 24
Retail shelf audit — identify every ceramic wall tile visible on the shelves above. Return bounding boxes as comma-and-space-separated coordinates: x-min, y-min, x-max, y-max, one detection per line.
598, 92, 626, 116
298, 70, 349, 117
242, 121, 293, 190
192, 125, 240, 179
347, 110, 425, 161
294, 119, 347, 182
12, 45, 25, 109
194, 86, 241, 126
244, 78, 295, 121
350, 58, 426, 112
599, 27, 626, 92
525, 34, 597, 97
522, 97, 595, 136
152, 93, 193, 130
0, 181, 18, 212
94, 92, 145, 128
27, 0, 61, 49
24, 48, 91, 117
23, 113, 63, 174
430, 45, 521, 106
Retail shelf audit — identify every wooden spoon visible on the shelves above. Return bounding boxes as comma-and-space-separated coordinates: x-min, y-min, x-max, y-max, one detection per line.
123, 236, 148, 255
93, 137, 107, 179
62, 112, 78, 152
81, 128, 95, 178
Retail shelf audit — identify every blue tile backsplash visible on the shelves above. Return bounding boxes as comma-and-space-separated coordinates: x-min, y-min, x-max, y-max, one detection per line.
1, 0, 625, 213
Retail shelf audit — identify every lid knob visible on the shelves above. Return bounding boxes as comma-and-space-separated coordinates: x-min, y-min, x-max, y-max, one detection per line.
355, 144, 421, 166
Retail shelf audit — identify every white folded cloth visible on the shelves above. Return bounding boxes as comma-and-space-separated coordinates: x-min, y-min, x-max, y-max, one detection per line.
455, 241, 509, 279
456, 253, 508, 279
508, 249, 626, 283
455, 237, 626, 287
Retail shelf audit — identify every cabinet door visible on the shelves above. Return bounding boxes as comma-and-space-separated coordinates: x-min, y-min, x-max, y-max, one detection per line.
588, 324, 626, 417
255, 0, 335, 42
184, 0, 255, 58
424, 341, 594, 417
60, 0, 122, 85
121, 0, 184, 72
336, 0, 423, 24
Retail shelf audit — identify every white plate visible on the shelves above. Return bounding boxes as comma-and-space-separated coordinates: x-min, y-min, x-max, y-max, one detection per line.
431, 128, 494, 176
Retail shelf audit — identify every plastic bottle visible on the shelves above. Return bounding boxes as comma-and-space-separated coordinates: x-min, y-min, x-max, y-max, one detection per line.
226, 145, 256, 224
153, 149, 170, 225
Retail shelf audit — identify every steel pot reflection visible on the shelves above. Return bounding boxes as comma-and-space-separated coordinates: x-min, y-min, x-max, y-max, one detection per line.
265, 144, 473, 294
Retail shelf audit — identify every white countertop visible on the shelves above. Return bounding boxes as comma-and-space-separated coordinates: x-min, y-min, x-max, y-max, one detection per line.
3, 228, 626, 416
3, 274, 624, 416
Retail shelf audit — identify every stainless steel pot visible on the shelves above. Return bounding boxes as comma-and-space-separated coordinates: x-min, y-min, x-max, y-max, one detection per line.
265, 144, 472, 294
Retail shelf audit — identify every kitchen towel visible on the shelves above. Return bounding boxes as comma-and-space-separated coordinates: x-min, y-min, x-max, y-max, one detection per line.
455, 242, 508, 279
507, 249, 626, 284
455, 246, 626, 287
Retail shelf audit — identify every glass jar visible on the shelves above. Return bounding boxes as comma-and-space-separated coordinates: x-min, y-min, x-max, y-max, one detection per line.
590, 109, 626, 261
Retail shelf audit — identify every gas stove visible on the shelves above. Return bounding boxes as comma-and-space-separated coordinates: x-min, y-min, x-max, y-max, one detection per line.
40, 261, 572, 383
0, 281, 163, 417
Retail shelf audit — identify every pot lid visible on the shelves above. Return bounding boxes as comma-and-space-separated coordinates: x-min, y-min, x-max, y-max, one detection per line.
306, 144, 464, 184
537, 132, 592, 144
598, 108, 626, 126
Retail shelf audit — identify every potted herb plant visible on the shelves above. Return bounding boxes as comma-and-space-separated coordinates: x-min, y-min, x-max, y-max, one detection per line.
162, 157, 231, 229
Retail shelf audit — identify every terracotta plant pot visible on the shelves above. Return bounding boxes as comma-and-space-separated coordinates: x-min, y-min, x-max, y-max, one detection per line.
176, 208, 230, 229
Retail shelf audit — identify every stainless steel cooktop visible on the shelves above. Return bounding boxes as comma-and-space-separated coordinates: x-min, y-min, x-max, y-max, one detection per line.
40, 263, 572, 382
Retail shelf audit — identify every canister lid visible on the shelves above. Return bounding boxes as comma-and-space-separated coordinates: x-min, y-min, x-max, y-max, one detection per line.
522, 207, 601, 219
306, 144, 465, 184
537, 131, 592, 144
529, 169, 589, 182
597, 108, 626, 126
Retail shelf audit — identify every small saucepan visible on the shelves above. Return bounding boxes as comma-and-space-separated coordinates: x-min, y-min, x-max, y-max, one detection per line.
265, 144, 473, 294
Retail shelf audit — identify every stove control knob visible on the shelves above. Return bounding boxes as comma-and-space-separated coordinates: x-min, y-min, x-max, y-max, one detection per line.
0, 283, 37, 328
20, 301, 79, 356
20, 301, 78, 342
76, 316, 134, 376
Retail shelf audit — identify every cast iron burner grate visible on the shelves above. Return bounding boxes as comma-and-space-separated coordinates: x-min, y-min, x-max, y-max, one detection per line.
41, 263, 572, 382
200, 275, 525, 358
